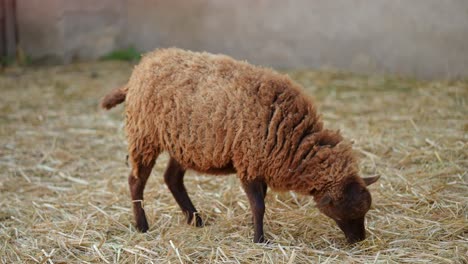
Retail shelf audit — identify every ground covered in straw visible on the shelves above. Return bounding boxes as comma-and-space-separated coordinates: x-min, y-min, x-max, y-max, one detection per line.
0, 61, 466, 263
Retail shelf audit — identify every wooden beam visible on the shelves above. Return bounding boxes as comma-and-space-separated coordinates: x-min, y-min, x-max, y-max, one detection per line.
0, 0, 7, 66
12, 0, 19, 62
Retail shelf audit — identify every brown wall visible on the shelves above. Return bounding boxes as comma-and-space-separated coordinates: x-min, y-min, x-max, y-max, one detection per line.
15, 0, 468, 79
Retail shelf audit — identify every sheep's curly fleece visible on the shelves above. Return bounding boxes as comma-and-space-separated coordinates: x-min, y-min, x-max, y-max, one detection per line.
105, 48, 361, 200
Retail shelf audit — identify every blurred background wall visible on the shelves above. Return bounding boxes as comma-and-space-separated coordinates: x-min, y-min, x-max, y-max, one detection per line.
7, 0, 468, 79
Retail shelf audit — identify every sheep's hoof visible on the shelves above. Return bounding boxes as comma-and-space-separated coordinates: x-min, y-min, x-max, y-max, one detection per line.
253, 235, 270, 244
194, 215, 204, 227
136, 218, 149, 233
187, 212, 204, 227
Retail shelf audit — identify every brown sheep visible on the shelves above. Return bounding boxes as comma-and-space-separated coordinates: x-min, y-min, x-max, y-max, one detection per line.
101, 48, 380, 243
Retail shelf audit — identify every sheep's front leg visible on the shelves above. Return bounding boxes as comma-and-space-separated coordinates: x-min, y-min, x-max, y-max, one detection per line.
242, 179, 267, 243
164, 157, 203, 227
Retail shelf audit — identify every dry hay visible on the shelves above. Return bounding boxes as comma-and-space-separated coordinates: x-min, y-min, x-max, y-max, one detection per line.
0, 61, 466, 263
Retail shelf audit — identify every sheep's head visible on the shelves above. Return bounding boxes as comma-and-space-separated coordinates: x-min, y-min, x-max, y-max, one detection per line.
314, 175, 379, 244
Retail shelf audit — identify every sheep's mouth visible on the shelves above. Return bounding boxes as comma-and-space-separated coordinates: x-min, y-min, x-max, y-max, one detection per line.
335, 217, 366, 244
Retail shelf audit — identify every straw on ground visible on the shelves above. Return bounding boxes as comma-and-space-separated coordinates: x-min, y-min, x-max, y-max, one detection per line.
0, 62, 466, 263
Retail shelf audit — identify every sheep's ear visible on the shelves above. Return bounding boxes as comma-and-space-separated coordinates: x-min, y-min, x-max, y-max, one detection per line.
318, 194, 332, 207
363, 175, 380, 186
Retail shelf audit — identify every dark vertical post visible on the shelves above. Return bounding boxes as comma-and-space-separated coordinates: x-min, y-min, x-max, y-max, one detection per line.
11, 0, 18, 62
0, 0, 7, 66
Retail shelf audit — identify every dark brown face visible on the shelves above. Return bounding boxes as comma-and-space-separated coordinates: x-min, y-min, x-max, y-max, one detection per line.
316, 176, 379, 244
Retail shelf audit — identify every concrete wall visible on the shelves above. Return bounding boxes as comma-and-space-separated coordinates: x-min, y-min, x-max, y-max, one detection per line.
16, 0, 468, 79
17, 0, 123, 63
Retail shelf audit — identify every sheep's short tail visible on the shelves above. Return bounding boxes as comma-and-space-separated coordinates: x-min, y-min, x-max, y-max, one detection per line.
101, 85, 128, 110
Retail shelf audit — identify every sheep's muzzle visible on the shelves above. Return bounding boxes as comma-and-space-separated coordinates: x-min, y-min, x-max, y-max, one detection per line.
335, 217, 366, 244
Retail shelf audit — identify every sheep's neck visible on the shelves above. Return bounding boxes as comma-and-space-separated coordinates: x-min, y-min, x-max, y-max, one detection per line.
264, 129, 356, 199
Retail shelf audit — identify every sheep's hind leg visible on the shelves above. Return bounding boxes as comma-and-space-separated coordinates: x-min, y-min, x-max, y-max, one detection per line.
242, 179, 267, 243
128, 157, 156, 233
164, 157, 203, 227
261, 181, 268, 199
